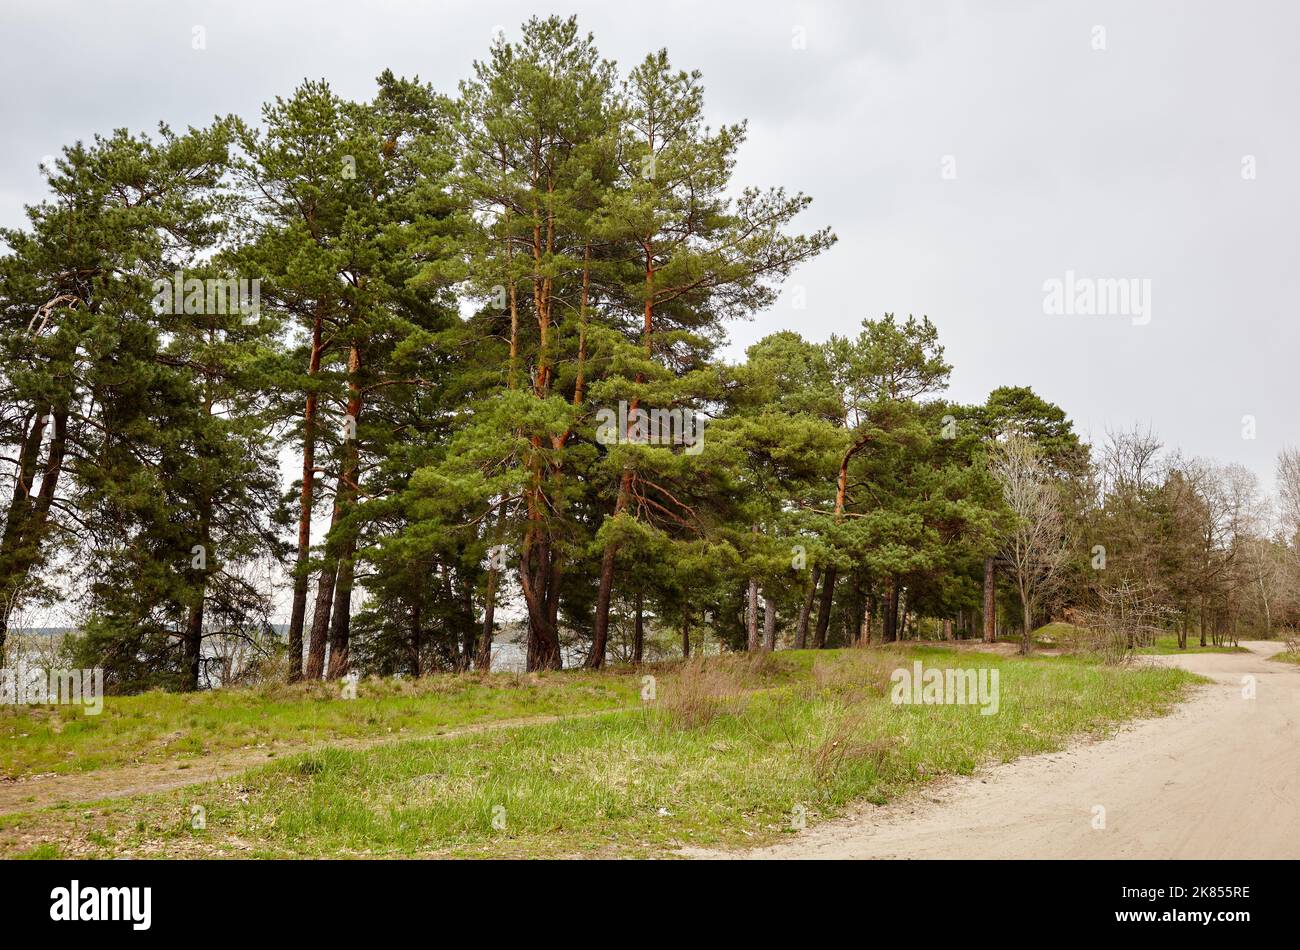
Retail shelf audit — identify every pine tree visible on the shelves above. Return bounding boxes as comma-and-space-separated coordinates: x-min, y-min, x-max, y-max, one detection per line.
0, 123, 233, 676
453, 16, 620, 669
231, 80, 362, 680
586, 50, 834, 666
236, 74, 464, 679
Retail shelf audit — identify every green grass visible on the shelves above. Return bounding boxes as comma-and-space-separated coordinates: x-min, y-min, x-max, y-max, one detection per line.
1270, 651, 1300, 665
1136, 635, 1248, 655
1032, 623, 1246, 655
1032, 621, 1081, 642
0, 670, 641, 780
0, 646, 1200, 859
12, 842, 61, 859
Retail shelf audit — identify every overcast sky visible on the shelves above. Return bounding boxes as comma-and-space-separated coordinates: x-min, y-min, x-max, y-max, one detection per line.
3, 0, 1298, 490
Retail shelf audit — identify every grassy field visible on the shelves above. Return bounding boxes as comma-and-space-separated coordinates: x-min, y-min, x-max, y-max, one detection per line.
1136, 635, 1249, 655
1033, 622, 1246, 655
1029, 621, 1082, 645
0, 670, 641, 780
0, 646, 1199, 859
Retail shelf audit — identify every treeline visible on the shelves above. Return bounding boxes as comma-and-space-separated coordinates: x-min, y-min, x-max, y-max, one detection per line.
0, 18, 1293, 691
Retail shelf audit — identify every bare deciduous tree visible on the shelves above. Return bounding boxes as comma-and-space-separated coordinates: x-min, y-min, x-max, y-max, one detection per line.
990, 433, 1073, 654
1074, 580, 1173, 664
1276, 447, 1300, 546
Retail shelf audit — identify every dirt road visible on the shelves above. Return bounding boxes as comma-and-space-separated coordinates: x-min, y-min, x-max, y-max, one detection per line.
693, 641, 1300, 859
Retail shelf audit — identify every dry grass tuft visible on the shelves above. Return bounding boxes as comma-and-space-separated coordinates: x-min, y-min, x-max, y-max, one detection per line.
807, 649, 895, 701
807, 703, 895, 787
652, 656, 748, 731
738, 651, 784, 684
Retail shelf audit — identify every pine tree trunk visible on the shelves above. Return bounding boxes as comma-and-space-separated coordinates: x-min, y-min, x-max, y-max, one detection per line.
588, 542, 617, 668
286, 310, 324, 682
305, 471, 345, 680
183, 597, 204, 691
746, 578, 759, 651
681, 607, 691, 659
0, 410, 46, 534
184, 488, 213, 692
795, 565, 820, 650
458, 579, 476, 671
482, 223, 521, 673
478, 559, 499, 672
943, 618, 954, 641
0, 406, 66, 663
982, 556, 996, 643
813, 566, 836, 648
304, 563, 335, 680
763, 595, 777, 651
324, 343, 363, 680
545, 556, 562, 656
632, 590, 645, 664
409, 602, 422, 677
852, 574, 868, 645
326, 535, 355, 680
881, 577, 897, 642
588, 467, 633, 668
0, 410, 45, 663
520, 470, 560, 671
520, 531, 562, 671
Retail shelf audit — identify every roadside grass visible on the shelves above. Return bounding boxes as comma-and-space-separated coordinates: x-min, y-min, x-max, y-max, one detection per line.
1136, 635, 1248, 655
0, 670, 643, 780
1030, 623, 1246, 656
1269, 651, 1300, 665
987, 621, 1078, 651
0, 646, 1199, 859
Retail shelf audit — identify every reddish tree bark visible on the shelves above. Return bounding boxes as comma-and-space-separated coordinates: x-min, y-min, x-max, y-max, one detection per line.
795, 565, 821, 649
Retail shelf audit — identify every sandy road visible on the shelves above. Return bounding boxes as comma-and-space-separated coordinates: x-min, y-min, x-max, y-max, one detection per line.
693, 641, 1300, 859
